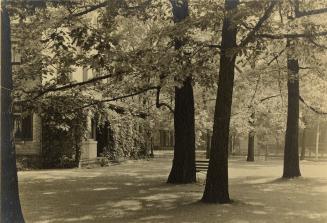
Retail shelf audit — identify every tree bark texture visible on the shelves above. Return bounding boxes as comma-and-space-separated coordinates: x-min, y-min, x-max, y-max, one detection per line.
283, 40, 301, 178
247, 131, 255, 162
167, 77, 196, 183
167, 0, 196, 184
201, 0, 238, 203
1, 6, 25, 223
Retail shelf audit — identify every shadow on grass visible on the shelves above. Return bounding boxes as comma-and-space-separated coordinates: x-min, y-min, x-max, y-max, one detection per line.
19, 159, 327, 223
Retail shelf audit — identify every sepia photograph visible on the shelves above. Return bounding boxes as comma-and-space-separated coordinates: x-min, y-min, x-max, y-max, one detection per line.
1, 0, 327, 222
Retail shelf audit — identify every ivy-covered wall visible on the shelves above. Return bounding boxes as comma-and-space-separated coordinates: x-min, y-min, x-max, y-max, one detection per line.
98, 111, 151, 160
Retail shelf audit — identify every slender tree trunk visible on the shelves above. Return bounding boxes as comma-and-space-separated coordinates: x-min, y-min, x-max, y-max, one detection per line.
247, 131, 255, 162
247, 112, 255, 162
1, 6, 25, 222
283, 40, 301, 178
167, 0, 196, 184
315, 122, 320, 161
202, 0, 238, 203
300, 128, 306, 160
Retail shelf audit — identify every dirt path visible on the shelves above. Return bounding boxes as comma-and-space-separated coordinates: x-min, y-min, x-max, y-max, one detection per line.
18, 158, 327, 223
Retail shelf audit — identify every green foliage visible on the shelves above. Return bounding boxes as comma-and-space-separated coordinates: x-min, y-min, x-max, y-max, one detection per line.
9, 0, 327, 161
39, 94, 88, 168
101, 109, 152, 160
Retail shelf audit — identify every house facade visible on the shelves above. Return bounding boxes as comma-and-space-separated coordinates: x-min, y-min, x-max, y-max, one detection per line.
13, 110, 98, 168
12, 42, 98, 167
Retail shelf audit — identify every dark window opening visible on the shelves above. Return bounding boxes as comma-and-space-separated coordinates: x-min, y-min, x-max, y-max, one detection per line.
14, 114, 33, 141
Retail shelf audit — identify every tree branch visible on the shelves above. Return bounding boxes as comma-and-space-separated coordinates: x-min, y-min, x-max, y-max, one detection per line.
299, 95, 327, 115
239, 1, 278, 48
206, 44, 221, 49
65, 1, 108, 19
32, 72, 119, 100
260, 94, 281, 102
106, 104, 147, 118
267, 47, 285, 66
156, 87, 174, 113
64, 0, 152, 19
79, 86, 158, 109
294, 0, 327, 18
257, 31, 327, 39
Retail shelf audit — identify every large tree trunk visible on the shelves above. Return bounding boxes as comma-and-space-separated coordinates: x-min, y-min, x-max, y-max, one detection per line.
167, 77, 196, 183
201, 0, 238, 203
283, 40, 301, 178
167, 0, 196, 184
1, 6, 25, 223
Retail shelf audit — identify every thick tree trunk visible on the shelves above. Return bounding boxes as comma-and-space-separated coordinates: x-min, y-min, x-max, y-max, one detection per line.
283, 40, 301, 178
201, 0, 238, 203
247, 131, 255, 162
167, 0, 196, 184
167, 77, 196, 183
1, 7, 25, 223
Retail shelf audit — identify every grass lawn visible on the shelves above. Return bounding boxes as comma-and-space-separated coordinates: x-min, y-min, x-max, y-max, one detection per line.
18, 157, 327, 223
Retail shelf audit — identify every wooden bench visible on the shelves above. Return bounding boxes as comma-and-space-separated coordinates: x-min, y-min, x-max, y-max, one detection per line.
195, 159, 209, 172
